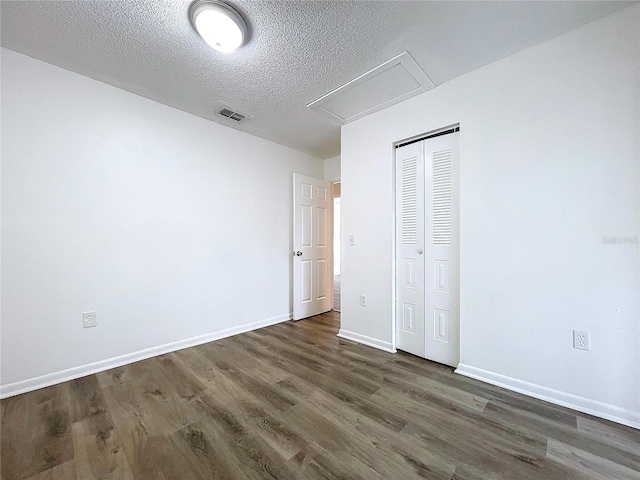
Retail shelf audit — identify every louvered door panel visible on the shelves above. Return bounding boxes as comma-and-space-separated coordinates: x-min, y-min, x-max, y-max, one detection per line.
432, 150, 452, 245
395, 142, 425, 357
401, 157, 418, 245
424, 133, 460, 367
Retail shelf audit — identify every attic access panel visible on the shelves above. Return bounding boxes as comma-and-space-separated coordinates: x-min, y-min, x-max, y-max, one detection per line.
307, 52, 435, 125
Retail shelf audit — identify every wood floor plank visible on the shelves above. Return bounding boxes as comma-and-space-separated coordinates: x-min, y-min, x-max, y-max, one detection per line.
547, 438, 640, 480
96, 366, 133, 390
236, 333, 389, 405
485, 400, 640, 472
67, 375, 109, 424
277, 371, 408, 433
577, 415, 640, 455
100, 385, 163, 479
382, 371, 488, 413
198, 345, 297, 413
170, 346, 231, 388
2, 311, 638, 479
189, 391, 298, 480
23, 460, 77, 480
216, 334, 293, 384
280, 403, 388, 480
372, 385, 576, 480
163, 423, 247, 480
269, 331, 389, 389
287, 450, 356, 480
152, 354, 206, 402
71, 412, 133, 480
300, 388, 457, 479
1, 384, 74, 480
202, 370, 308, 461
128, 432, 173, 479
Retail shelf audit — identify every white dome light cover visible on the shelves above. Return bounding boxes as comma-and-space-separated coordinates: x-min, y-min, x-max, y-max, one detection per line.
189, 0, 248, 53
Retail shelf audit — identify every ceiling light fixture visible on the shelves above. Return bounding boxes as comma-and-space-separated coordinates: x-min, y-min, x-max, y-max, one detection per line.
189, 0, 249, 53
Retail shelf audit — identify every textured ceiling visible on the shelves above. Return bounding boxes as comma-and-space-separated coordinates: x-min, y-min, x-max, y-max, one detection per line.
1, 1, 635, 159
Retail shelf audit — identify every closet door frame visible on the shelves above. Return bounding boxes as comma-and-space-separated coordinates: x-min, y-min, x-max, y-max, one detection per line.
393, 125, 460, 367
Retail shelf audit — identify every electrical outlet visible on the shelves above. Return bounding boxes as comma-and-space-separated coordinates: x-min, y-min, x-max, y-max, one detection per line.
573, 330, 589, 350
83, 311, 97, 328
348, 235, 355, 246
359, 294, 367, 307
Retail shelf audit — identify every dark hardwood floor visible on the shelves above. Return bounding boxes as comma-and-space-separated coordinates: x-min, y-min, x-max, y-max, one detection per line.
2, 311, 639, 479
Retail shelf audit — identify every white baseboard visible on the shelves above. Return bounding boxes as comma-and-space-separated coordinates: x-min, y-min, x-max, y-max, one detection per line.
0, 313, 291, 399
337, 329, 396, 353
455, 363, 640, 430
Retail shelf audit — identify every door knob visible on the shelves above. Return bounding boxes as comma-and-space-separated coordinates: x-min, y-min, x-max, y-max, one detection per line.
417, 250, 423, 255
295, 251, 303, 256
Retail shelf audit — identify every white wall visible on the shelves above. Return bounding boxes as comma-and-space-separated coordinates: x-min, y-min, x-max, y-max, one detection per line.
341, 6, 639, 427
0, 48, 323, 395
324, 155, 341, 182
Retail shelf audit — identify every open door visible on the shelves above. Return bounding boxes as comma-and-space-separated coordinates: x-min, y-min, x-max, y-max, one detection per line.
293, 173, 333, 320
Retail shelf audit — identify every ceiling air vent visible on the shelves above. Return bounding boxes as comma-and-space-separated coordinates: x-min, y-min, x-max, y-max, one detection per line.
217, 107, 246, 122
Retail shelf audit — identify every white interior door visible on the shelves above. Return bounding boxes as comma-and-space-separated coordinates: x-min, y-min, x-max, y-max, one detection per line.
293, 173, 333, 320
424, 133, 460, 366
395, 131, 460, 366
395, 142, 426, 357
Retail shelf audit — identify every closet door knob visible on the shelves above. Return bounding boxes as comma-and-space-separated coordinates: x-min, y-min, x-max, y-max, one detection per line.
417, 250, 423, 255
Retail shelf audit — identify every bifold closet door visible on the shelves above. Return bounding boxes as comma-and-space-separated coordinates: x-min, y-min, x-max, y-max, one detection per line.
395, 132, 460, 367
395, 142, 426, 357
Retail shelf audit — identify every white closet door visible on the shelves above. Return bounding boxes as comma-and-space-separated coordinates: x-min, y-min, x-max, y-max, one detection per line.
395, 131, 459, 367
424, 133, 460, 367
395, 142, 426, 357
